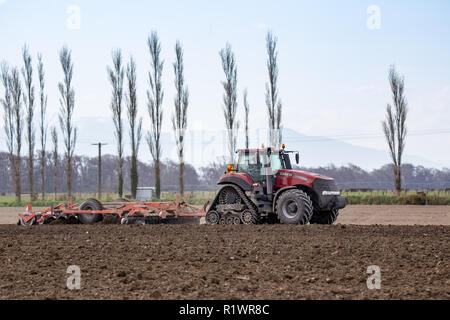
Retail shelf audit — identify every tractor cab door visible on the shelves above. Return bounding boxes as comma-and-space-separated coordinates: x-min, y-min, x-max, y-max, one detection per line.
237, 151, 263, 183
282, 153, 292, 169
269, 152, 287, 187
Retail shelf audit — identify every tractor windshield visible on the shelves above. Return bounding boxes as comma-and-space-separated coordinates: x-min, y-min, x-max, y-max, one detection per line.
270, 154, 284, 171
236, 150, 288, 182
236, 151, 263, 182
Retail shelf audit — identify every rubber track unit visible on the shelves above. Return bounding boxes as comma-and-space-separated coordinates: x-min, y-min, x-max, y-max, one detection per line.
275, 189, 313, 224
208, 184, 259, 224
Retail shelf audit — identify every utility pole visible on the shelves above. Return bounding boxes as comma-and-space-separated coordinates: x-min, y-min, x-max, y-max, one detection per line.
92, 143, 107, 199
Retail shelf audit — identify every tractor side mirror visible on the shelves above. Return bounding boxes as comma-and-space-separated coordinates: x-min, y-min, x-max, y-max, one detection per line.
295, 153, 299, 164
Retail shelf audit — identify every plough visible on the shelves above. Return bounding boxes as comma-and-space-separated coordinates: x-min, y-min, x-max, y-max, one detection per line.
18, 197, 207, 226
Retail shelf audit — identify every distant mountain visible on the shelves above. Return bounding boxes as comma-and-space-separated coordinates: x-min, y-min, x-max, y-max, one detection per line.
1, 117, 444, 170
280, 128, 444, 170
73, 117, 443, 170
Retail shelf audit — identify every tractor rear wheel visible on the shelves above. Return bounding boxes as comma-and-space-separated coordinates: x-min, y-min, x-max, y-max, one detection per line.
78, 198, 103, 224
309, 209, 339, 224
276, 189, 313, 224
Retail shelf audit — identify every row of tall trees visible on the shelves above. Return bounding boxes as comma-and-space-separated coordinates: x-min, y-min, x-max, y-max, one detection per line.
107, 31, 189, 199
218, 32, 410, 194
1, 33, 409, 198
107, 50, 143, 199
100, 46, 411, 197
1, 33, 191, 201
0, 152, 203, 194
1, 45, 77, 202
220, 31, 283, 163
1, 151, 447, 193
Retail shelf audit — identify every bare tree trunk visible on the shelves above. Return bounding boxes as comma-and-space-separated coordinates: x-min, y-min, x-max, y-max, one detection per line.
51, 127, 58, 200
37, 53, 47, 200
67, 157, 72, 199
179, 161, 184, 197
27, 131, 34, 199
22, 45, 36, 201
394, 167, 401, 195
126, 56, 142, 199
243, 89, 250, 149
40, 145, 45, 200
58, 46, 77, 200
118, 157, 123, 197
1, 64, 18, 201
265, 32, 282, 147
130, 154, 138, 198
172, 41, 189, 197
14, 154, 21, 202
9, 68, 23, 202
146, 31, 164, 199
107, 49, 124, 197
219, 43, 239, 164
155, 160, 161, 199
382, 65, 408, 195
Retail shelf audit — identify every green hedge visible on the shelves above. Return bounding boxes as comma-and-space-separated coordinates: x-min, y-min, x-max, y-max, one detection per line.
342, 191, 450, 205
1, 191, 449, 207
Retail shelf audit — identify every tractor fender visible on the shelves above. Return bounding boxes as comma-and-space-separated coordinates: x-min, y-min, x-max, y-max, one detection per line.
218, 175, 252, 191
272, 185, 316, 212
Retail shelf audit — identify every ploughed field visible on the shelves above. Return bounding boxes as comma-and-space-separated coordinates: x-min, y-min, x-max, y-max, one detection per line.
1, 205, 449, 225
0, 224, 448, 299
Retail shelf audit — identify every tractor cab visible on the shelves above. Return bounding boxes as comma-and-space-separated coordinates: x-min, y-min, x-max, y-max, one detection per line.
235, 146, 299, 184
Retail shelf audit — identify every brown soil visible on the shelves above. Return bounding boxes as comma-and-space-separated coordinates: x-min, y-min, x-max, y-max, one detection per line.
337, 205, 450, 225
0, 207, 48, 224
1, 205, 449, 225
0, 224, 448, 300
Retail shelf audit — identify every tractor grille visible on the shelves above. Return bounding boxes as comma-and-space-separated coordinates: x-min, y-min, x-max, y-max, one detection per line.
313, 178, 338, 193
312, 178, 339, 209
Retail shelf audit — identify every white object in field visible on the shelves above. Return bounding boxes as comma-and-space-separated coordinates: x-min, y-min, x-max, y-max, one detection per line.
322, 191, 341, 196
136, 187, 155, 201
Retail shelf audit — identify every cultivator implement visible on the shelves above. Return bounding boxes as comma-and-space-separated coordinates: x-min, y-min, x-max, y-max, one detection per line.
18, 198, 207, 226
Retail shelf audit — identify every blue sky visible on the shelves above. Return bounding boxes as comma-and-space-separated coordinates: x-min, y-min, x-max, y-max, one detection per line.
0, 0, 449, 167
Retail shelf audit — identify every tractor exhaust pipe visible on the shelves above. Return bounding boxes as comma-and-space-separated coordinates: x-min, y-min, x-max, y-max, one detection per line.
266, 172, 273, 196
262, 148, 273, 198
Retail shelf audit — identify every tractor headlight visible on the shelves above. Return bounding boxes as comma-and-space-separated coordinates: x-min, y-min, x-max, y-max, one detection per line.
322, 191, 341, 196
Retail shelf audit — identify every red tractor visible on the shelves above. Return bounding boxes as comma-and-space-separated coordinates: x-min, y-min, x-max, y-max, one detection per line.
205, 145, 346, 225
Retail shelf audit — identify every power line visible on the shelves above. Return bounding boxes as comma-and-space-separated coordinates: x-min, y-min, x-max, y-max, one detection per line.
1, 128, 450, 144
284, 128, 450, 143
92, 143, 108, 199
